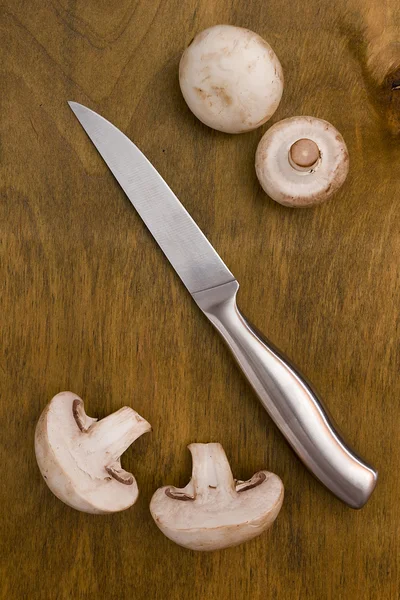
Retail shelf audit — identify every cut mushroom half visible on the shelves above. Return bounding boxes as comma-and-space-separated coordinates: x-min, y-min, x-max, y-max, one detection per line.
255, 116, 349, 207
35, 391, 151, 514
150, 443, 284, 551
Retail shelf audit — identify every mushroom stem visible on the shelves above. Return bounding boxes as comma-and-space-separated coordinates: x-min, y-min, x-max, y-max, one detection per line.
82, 407, 151, 461
188, 443, 236, 501
289, 138, 320, 171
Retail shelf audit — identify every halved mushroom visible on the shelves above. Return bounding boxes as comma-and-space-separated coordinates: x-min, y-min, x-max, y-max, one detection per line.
35, 391, 151, 514
255, 116, 349, 207
150, 443, 284, 551
179, 25, 284, 133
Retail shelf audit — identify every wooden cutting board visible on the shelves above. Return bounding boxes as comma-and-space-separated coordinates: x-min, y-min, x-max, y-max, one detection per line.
1, 1, 399, 598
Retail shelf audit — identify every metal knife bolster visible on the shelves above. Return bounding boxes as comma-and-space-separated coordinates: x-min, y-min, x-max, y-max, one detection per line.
192, 280, 377, 509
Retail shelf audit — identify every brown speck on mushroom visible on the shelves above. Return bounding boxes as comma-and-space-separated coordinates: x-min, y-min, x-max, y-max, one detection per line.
211, 86, 232, 106
194, 87, 207, 100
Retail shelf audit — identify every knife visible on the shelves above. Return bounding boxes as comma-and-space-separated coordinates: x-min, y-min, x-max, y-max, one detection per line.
68, 102, 377, 508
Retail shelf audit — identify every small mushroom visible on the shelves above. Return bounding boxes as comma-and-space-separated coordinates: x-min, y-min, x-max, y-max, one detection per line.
179, 25, 284, 133
255, 116, 349, 207
35, 391, 151, 514
150, 443, 284, 551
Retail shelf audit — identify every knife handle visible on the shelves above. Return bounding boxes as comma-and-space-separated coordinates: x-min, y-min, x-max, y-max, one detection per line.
193, 280, 377, 508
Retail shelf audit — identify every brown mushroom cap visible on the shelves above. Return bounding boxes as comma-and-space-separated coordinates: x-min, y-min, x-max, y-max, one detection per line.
255, 116, 349, 207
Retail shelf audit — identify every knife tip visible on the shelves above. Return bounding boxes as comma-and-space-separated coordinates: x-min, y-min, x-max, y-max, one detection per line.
68, 101, 90, 116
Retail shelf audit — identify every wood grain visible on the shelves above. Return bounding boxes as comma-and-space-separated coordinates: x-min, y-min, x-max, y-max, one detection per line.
1, 1, 399, 598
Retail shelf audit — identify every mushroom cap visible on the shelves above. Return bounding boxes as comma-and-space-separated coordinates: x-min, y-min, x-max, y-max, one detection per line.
35, 392, 151, 514
150, 443, 284, 551
179, 25, 284, 134
255, 116, 349, 207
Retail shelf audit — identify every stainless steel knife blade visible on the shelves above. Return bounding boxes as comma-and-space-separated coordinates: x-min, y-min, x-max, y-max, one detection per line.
68, 102, 235, 294
69, 102, 377, 508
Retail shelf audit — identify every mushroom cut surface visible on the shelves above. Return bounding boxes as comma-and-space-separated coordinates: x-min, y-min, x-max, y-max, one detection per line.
35, 391, 151, 514
150, 443, 284, 551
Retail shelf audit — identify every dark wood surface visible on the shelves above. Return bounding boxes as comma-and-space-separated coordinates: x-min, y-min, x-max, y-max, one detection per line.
1, 1, 399, 598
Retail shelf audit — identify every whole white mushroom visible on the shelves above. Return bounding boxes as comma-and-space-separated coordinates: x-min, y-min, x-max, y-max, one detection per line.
255, 116, 349, 207
179, 25, 284, 133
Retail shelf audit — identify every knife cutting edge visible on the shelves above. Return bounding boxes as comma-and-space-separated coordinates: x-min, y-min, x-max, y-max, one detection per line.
68, 101, 377, 508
